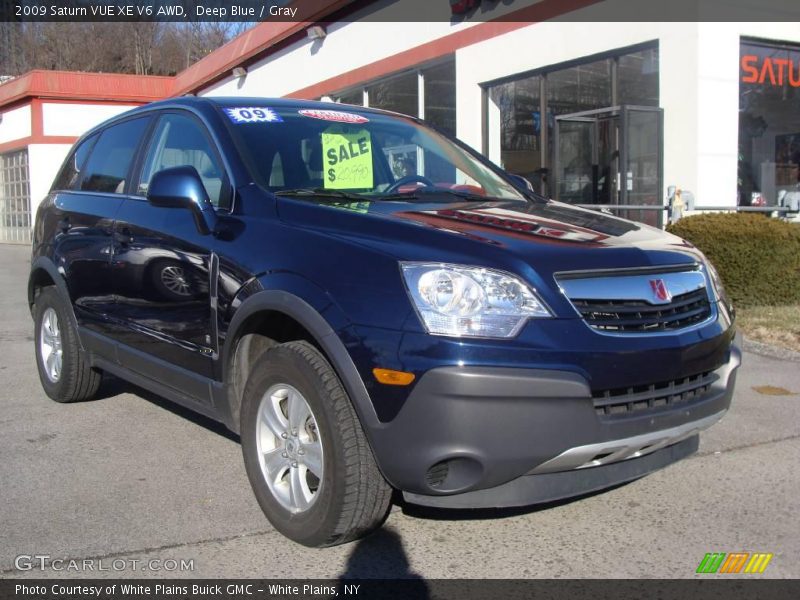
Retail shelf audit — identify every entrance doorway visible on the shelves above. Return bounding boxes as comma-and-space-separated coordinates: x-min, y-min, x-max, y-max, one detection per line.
554, 105, 663, 226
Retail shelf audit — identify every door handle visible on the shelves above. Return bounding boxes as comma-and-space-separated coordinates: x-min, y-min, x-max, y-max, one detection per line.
57, 217, 71, 233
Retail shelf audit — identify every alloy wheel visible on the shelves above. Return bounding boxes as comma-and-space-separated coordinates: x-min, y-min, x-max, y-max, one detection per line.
256, 383, 324, 513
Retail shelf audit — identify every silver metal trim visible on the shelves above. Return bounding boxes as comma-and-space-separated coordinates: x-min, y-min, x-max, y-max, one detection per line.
558, 269, 708, 304
556, 265, 716, 336
529, 410, 726, 474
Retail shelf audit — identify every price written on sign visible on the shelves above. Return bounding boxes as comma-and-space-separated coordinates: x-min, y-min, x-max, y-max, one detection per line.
322, 128, 373, 190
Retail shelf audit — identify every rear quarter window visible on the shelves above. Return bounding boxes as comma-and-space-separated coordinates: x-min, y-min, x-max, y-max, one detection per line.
51, 134, 97, 192
78, 117, 151, 194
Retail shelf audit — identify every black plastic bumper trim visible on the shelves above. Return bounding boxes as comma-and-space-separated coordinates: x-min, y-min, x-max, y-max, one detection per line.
403, 435, 699, 509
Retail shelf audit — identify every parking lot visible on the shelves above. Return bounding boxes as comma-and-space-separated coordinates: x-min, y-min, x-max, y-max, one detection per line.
0, 242, 798, 579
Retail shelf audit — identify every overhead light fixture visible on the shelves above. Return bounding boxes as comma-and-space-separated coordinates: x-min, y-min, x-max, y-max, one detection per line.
306, 26, 326, 40
232, 67, 247, 79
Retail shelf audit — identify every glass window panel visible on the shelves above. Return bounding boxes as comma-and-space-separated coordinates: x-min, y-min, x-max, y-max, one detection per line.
423, 60, 456, 135
337, 89, 363, 106
738, 40, 800, 206
52, 134, 97, 191
80, 117, 150, 194
545, 59, 611, 197
138, 113, 228, 210
0, 149, 31, 243
489, 75, 543, 188
367, 71, 418, 117
618, 47, 659, 106
546, 58, 612, 117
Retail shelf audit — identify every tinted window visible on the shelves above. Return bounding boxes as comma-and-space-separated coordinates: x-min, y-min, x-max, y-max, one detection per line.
489, 75, 543, 184
336, 90, 363, 106
367, 71, 418, 117
79, 117, 150, 194
618, 47, 659, 106
423, 61, 456, 135
52, 134, 97, 191
138, 113, 228, 210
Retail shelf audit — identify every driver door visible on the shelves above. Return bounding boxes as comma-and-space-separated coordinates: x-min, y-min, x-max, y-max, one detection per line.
110, 111, 230, 390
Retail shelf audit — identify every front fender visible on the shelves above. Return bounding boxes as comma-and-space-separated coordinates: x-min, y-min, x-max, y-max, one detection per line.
221, 276, 381, 437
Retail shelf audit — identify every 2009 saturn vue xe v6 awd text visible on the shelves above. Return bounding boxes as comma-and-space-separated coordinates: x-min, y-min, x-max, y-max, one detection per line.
29, 98, 740, 546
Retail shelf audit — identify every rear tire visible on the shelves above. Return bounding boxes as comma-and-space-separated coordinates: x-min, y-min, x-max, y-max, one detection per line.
240, 340, 392, 547
33, 286, 101, 403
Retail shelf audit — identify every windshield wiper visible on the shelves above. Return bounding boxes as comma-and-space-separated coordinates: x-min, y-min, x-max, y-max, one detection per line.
275, 188, 369, 201
378, 188, 505, 203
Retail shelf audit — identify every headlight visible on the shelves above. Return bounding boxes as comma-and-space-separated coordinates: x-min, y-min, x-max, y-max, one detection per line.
704, 259, 729, 305
400, 262, 551, 338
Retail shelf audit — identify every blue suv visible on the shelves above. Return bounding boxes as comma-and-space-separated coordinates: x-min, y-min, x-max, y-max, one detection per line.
29, 98, 740, 546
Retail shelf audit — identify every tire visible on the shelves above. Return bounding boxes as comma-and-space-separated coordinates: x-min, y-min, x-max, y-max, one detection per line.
240, 340, 392, 547
33, 286, 101, 403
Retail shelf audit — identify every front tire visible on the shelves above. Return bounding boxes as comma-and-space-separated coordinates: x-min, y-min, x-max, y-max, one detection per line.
240, 340, 392, 547
33, 287, 101, 403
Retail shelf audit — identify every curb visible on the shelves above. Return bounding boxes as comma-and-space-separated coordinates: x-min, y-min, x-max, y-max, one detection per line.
742, 336, 800, 362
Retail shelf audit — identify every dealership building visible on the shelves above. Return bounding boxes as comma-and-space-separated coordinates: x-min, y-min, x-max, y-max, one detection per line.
1, 0, 799, 242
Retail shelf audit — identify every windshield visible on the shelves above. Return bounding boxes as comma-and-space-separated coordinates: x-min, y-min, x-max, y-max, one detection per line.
221, 104, 527, 202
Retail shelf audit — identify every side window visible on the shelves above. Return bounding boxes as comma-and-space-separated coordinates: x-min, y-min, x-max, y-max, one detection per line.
79, 117, 151, 194
269, 153, 285, 187
138, 113, 229, 210
52, 134, 97, 191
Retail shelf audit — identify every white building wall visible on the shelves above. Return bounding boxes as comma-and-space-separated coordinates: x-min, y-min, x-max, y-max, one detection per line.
42, 102, 140, 137
28, 144, 73, 211
201, 20, 482, 98
0, 103, 31, 145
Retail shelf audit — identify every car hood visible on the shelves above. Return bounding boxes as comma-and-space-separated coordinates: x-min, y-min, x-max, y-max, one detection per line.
276, 196, 704, 278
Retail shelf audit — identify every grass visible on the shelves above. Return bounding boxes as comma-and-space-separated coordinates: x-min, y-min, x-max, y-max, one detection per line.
735, 305, 800, 353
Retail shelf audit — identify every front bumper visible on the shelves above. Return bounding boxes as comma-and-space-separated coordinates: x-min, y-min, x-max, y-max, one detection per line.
367, 337, 741, 507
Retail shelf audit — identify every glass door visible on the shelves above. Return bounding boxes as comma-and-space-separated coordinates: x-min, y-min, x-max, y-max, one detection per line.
554, 117, 596, 205
554, 105, 663, 226
621, 106, 663, 226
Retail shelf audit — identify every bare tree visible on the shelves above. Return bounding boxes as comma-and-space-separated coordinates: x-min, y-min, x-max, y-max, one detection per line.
1, 21, 252, 77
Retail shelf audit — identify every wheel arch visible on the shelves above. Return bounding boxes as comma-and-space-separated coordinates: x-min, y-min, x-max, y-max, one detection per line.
222, 290, 379, 439
28, 257, 84, 352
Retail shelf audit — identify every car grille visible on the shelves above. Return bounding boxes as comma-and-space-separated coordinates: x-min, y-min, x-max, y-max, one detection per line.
593, 370, 719, 418
572, 287, 711, 333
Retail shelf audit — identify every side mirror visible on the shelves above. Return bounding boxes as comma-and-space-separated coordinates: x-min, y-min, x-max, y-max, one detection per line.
147, 166, 217, 235
507, 172, 534, 193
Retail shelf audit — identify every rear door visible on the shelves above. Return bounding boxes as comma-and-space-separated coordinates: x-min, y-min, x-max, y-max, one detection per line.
109, 110, 231, 387
47, 116, 152, 339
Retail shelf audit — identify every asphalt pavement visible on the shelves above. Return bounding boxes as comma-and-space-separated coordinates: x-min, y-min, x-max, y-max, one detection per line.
0, 243, 798, 579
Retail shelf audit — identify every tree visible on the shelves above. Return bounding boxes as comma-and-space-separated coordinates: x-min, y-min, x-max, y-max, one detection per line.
0, 21, 252, 77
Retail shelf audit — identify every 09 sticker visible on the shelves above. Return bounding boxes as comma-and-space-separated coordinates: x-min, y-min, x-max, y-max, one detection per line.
224, 107, 284, 124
